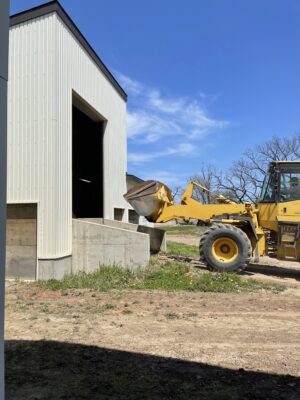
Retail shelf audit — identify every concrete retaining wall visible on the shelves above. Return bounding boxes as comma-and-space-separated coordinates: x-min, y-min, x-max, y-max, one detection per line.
38, 256, 72, 281
80, 218, 166, 253
6, 204, 37, 280
72, 219, 150, 273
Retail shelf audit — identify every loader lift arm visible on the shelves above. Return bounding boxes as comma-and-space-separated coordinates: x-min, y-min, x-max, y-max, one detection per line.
156, 181, 247, 223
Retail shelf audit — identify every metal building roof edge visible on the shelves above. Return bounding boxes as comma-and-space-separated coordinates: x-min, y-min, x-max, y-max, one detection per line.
10, 0, 127, 102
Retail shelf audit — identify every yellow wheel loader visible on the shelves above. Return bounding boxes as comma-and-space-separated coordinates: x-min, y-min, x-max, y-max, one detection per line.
124, 161, 300, 272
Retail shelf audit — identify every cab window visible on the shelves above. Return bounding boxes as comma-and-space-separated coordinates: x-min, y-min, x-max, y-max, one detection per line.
259, 173, 276, 202
280, 173, 300, 201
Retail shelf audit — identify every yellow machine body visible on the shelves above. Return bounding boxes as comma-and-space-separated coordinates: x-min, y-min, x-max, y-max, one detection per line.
124, 161, 300, 265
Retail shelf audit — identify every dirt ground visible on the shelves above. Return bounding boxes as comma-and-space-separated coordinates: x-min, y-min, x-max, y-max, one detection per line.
4, 236, 300, 399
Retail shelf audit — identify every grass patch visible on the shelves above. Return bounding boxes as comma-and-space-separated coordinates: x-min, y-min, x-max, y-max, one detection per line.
158, 225, 207, 236
40, 304, 50, 313
35, 262, 285, 294
167, 242, 199, 257
190, 272, 284, 293
135, 263, 193, 290
36, 266, 134, 291
122, 309, 133, 315
102, 303, 116, 310
164, 312, 180, 320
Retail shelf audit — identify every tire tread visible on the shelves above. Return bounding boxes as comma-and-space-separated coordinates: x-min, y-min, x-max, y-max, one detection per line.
199, 223, 251, 272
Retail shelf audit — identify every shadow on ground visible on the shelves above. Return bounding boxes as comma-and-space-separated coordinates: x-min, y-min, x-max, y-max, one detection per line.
163, 253, 300, 281
5, 340, 300, 400
246, 263, 300, 281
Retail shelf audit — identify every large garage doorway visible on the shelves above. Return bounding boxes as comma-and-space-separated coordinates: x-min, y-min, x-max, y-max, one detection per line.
72, 94, 104, 218
6, 204, 37, 280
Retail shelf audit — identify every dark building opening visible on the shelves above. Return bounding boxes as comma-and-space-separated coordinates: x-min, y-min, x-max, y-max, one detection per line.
72, 102, 104, 218
114, 208, 125, 221
129, 209, 139, 224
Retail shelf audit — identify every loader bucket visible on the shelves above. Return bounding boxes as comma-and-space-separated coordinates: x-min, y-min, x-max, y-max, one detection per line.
124, 180, 173, 222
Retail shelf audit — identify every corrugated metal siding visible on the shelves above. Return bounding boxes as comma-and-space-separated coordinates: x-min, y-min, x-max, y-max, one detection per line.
8, 14, 57, 258
55, 14, 127, 255
7, 13, 127, 259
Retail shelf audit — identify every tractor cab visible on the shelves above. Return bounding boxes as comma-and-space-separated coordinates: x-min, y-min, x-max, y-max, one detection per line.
259, 161, 300, 203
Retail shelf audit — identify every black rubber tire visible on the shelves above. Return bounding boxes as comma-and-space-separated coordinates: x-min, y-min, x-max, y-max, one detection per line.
199, 223, 252, 272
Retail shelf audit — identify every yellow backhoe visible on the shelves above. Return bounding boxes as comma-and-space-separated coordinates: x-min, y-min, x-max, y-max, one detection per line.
124, 161, 300, 272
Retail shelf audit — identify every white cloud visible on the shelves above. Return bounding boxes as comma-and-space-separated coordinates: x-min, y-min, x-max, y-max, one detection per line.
128, 143, 196, 164
116, 72, 230, 178
118, 73, 143, 95
140, 170, 189, 188
147, 90, 185, 114
127, 111, 181, 142
118, 74, 229, 144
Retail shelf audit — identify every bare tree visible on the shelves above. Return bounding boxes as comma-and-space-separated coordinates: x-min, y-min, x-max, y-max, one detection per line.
216, 134, 300, 203
191, 133, 300, 204
191, 164, 219, 204
171, 185, 184, 203
214, 163, 260, 203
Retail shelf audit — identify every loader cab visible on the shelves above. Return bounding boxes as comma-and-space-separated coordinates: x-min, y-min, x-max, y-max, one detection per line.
259, 161, 300, 203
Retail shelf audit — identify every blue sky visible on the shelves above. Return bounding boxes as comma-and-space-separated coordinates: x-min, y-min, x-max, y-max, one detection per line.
11, 0, 300, 189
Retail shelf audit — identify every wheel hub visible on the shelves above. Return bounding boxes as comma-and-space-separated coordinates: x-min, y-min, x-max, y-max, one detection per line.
212, 237, 238, 263
220, 244, 230, 254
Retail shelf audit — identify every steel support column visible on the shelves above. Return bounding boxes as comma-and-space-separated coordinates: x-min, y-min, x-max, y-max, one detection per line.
0, 1, 9, 398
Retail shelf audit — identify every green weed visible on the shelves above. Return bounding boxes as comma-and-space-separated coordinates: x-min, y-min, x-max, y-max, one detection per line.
166, 242, 199, 257
122, 309, 133, 315
164, 312, 180, 320
34, 262, 284, 294
36, 266, 134, 292
102, 303, 116, 310
40, 304, 50, 313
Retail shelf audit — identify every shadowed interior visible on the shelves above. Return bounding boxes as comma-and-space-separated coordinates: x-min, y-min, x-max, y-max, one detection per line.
72, 104, 104, 218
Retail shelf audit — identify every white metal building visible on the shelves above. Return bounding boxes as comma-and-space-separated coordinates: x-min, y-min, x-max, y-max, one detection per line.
6, 1, 137, 279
